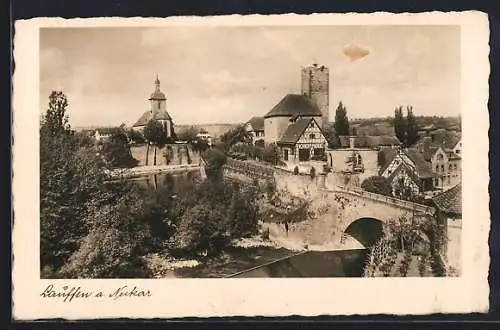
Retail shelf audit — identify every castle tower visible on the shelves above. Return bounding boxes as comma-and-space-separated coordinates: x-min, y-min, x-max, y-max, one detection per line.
301, 64, 330, 129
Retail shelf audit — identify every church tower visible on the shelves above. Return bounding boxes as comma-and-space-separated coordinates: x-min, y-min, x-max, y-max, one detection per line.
149, 74, 167, 117
301, 64, 330, 129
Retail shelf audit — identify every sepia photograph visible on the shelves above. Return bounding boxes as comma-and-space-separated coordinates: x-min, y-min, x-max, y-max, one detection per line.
12, 12, 489, 318
38, 24, 463, 279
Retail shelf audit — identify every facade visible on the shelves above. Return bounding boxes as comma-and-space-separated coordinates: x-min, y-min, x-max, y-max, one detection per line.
301, 63, 329, 129
245, 116, 265, 145
196, 129, 212, 146
93, 127, 123, 141
276, 117, 328, 165
432, 183, 462, 275
132, 75, 175, 137
416, 132, 462, 190
379, 148, 435, 197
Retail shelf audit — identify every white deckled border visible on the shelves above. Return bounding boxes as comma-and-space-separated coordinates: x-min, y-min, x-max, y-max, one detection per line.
12, 11, 490, 319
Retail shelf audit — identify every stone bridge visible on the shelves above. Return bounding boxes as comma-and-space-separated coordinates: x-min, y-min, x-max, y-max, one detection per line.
322, 185, 436, 247
221, 158, 436, 248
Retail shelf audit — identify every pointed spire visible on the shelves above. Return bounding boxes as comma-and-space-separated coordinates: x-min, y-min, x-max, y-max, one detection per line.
155, 74, 160, 92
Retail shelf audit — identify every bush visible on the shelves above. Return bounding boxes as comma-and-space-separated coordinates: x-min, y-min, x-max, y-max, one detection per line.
310, 167, 316, 179
293, 166, 299, 175
361, 176, 392, 196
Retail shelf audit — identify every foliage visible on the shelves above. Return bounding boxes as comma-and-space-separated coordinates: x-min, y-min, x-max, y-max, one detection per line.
334, 101, 350, 137
394, 106, 406, 144
102, 131, 139, 168
406, 106, 419, 146
127, 129, 145, 144
293, 166, 299, 175
177, 126, 199, 142
41, 91, 71, 137
398, 250, 412, 277
202, 148, 227, 180
143, 120, 169, 165
220, 125, 252, 149
360, 176, 392, 196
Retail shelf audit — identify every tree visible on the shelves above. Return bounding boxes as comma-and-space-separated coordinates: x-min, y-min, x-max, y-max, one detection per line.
177, 126, 199, 143
406, 106, 419, 146
262, 144, 280, 165
394, 106, 406, 144
334, 101, 350, 137
361, 176, 392, 196
220, 125, 252, 150
41, 91, 71, 137
127, 129, 145, 144
102, 132, 139, 168
143, 120, 168, 166
202, 148, 227, 180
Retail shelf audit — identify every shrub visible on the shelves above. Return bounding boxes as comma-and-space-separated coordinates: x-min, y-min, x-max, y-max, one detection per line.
293, 166, 299, 175
361, 176, 392, 196
310, 167, 316, 179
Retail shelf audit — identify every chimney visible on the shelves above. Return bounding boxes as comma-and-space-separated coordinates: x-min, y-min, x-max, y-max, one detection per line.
349, 136, 356, 149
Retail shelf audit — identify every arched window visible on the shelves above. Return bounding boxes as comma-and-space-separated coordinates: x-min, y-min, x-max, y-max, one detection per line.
435, 165, 439, 172
441, 164, 445, 172
437, 153, 444, 160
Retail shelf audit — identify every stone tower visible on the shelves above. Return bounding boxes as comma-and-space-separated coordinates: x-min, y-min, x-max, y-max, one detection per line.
301, 64, 330, 129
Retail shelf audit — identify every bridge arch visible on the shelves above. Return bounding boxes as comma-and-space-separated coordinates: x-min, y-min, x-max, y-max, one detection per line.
343, 217, 384, 248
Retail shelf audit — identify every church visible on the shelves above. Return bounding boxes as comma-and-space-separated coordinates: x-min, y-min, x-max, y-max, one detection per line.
132, 75, 175, 137
264, 64, 330, 163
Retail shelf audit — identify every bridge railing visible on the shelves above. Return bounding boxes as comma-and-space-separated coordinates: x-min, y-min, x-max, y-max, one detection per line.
334, 185, 435, 215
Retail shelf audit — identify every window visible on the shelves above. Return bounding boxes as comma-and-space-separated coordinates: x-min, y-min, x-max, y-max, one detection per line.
456, 149, 460, 154
441, 164, 445, 172
309, 133, 316, 139
158, 102, 160, 110
435, 165, 439, 172
449, 164, 453, 172
454, 164, 458, 170
309, 123, 315, 128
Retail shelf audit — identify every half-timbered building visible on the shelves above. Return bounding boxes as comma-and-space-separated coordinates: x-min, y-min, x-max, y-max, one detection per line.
276, 117, 328, 164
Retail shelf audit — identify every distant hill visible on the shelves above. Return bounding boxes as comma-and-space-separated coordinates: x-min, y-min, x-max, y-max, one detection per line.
175, 123, 240, 139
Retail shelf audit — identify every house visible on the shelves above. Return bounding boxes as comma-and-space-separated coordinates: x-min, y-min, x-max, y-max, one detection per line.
93, 127, 123, 141
276, 117, 328, 164
264, 94, 324, 145
432, 183, 462, 275
132, 75, 175, 138
379, 148, 436, 197
245, 116, 265, 145
196, 129, 212, 146
416, 132, 462, 190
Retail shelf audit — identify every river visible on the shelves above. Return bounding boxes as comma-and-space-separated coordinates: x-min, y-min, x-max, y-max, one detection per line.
131, 173, 370, 278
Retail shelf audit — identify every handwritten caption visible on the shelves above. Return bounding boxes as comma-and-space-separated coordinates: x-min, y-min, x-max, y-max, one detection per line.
40, 284, 152, 303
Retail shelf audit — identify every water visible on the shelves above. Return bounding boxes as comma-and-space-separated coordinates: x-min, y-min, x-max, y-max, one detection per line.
173, 246, 368, 278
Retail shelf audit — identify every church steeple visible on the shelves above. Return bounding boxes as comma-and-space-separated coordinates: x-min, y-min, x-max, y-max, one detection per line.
155, 74, 161, 92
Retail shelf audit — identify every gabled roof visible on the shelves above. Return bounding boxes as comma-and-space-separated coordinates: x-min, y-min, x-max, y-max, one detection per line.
278, 117, 322, 145
247, 116, 265, 131
403, 148, 435, 179
264, 94, 322, 118
133, 110, 172, 127
387, 161, 420, 187
432, 184, 462, 216
378, 148, 399, 175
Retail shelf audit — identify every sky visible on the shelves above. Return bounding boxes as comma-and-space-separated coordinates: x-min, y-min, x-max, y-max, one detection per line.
40, 25, 460, 127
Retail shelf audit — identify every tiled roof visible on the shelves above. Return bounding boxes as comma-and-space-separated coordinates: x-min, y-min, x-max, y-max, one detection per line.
338, 135, 401, 148
387, 161, 420, 187
247, 116, 265, 131
133, 110, 172, 127
149, 91, 166, 100
404, 148, 435, 179
264, 94, 322, 118
432, 183, 462, 215
278, 118, 316, 145
378, 148, 398, 175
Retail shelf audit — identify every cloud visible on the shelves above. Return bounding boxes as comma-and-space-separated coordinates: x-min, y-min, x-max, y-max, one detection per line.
343, 44, 370, 62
